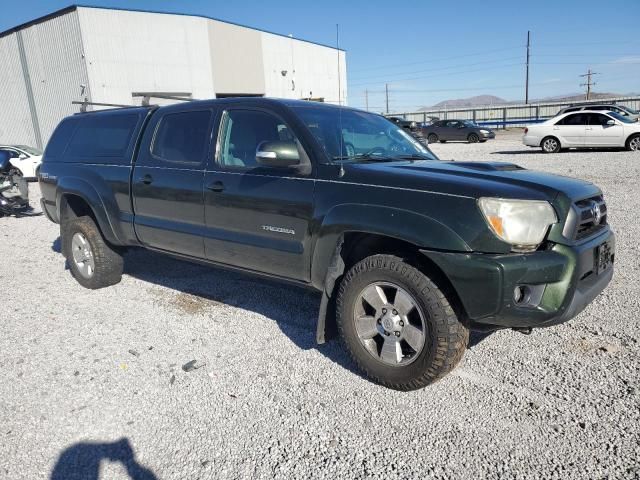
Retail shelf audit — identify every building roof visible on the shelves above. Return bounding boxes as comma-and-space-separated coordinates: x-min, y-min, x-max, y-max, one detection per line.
0, 4, 345, 51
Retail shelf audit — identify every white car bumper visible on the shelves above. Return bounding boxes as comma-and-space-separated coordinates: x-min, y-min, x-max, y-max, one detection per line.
522, 134, 541, 147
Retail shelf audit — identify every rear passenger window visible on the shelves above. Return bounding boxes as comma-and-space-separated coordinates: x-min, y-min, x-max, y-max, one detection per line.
152, 110, 212, 165
66, 114, 139, 158
44, 118, 79, 160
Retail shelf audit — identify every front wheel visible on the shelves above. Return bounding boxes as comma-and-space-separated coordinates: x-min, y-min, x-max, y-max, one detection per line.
336, 254, 469, 390
626, 134, 640, 151
62, 216, 123, 289
541, 136, 561, 153
468, 133, 479, 143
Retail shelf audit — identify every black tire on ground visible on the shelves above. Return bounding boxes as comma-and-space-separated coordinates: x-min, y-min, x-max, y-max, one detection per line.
427, 133, 438, 144
541, 136, 561, 153
626, 134, 640, 151
468, 133, 479, 143
62, 216, 123, 289
336, 254, 469, 390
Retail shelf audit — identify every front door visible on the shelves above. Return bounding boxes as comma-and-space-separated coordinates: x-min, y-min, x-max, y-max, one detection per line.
203, 108, 315, 281
585, 113, 624, 147
132, 108, 214, 258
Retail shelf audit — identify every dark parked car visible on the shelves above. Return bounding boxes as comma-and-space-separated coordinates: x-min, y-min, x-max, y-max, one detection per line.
39, 98, 614, 390
387, 116, 418, 131
556, 104, 639, 122
421, 119, 495, 143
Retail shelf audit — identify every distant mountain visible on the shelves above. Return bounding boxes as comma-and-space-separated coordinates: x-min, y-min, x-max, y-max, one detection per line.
427, 95, 508, 109
419, 92, 632, 111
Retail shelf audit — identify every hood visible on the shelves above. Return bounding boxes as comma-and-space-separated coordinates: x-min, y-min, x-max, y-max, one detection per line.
342, 160, 600, 206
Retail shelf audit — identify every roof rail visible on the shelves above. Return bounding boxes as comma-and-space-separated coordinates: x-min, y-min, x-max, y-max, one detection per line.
132, 92, 195, 106
71, 100, 152, 113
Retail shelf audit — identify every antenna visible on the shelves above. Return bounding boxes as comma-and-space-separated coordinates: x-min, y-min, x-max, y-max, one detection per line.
336, 23, 345, 177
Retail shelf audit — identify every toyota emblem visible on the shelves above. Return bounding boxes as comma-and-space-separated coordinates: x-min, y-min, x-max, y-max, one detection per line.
591, 201, 602, 225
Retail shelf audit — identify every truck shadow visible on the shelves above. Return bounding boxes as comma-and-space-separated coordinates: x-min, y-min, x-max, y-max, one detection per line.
51, 437, 156, 480
52, 238, 491, 376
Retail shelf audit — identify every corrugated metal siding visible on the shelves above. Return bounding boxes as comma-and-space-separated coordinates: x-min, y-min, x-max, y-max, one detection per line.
0, 33, 37, 145
18, 9, 91, 146
77, 7, 215, 106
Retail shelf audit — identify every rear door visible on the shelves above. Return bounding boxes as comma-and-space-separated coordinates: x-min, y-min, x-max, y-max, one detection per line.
553, 113, 587, 147
132, 107, 214, 257
203, 106, 315, 281
585, 113, 624, 146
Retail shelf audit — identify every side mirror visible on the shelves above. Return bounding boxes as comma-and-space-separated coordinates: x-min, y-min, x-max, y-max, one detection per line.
18, 153, 28, 160
606, 119, 615, 126
256, 141, 300, 168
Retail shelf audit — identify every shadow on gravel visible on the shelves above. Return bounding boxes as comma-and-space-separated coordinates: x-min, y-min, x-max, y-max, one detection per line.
51, 438, 156, 480
52, 237, 362, 377
468, 330, 494, 348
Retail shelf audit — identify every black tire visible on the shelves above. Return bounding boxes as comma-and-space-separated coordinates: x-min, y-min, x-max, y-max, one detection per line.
427, 133, 438, 144
336, 254, 469, 390
541, 136, 561, 153
468, 133, 479, 143
626, 134, 640, 151
62, 216, 123, 289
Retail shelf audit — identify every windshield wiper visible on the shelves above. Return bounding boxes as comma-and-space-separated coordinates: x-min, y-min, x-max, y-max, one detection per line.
331, 153, 395, 162
392, 154, 435, 161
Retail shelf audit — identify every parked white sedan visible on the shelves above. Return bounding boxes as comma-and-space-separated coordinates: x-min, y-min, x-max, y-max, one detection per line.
0, 144, 43, 180
523, 110, 640, 153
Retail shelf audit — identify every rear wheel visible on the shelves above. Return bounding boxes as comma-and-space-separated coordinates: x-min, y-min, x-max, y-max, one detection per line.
336, 254, 469, 390
468, 133, 479, 143
541, 136, 561, 153
62, 216, 123, 289
427, 133, 438, 144
626, 134, 640, 151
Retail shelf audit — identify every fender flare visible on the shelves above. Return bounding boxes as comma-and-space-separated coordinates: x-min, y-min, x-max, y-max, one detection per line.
56, 177, 121, 245
313, 203, 471, 343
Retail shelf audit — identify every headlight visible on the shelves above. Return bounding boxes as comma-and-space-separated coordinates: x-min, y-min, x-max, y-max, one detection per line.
478, 198, 557, 251
479, 129, 490, 134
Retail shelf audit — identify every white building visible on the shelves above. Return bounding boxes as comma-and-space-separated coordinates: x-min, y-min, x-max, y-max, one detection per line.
0, 5, 347, 148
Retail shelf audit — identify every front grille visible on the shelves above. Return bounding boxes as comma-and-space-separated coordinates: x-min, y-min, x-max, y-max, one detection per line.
565, 195, 608, 240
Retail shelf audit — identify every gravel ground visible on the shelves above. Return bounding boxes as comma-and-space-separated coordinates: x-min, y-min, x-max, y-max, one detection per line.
1, 131, 639, 479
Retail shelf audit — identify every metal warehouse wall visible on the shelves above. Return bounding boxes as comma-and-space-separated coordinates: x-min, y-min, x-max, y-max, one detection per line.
260, 33, 347, 104
0, 9, 89, 148
77, 7, 216, 106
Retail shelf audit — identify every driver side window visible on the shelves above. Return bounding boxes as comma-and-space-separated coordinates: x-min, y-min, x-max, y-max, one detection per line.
218, 110, 298, 169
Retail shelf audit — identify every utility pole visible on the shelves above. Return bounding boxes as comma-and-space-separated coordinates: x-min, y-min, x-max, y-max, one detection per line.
365, 89, 369, 111
385, 83, 389, 114
580, 69, 600, 100
525, 30, 531, 104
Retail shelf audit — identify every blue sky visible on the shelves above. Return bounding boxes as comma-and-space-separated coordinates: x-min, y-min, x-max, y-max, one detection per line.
2, 0, 639, 112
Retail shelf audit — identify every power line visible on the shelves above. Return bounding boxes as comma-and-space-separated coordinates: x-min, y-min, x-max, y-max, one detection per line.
347, 45, 525, 73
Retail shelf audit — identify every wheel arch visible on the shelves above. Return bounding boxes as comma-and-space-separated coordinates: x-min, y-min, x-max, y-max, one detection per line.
56, 178, 120, 245
312, 204, 472, 343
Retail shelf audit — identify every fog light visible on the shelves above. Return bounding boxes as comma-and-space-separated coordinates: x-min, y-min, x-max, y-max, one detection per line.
514, 286, 530, 304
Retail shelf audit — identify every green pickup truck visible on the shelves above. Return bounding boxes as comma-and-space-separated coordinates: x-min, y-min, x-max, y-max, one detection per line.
39, 98, 614, 390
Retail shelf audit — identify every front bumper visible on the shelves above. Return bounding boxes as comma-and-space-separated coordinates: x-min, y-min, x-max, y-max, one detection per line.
421, 229, 615, 329
480, 131, 496, 139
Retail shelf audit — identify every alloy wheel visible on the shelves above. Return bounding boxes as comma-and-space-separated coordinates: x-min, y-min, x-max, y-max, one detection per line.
353, 282, 427, 366
543, 138, 558, 153
630, 136, 640, 151
71, 232, 95, 278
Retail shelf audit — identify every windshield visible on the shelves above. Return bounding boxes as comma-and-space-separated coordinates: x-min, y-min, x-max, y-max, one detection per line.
608, 111, 635, 124
293, 106, 438, 162
14, 145, 43, 156
619, 106, 639, 115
